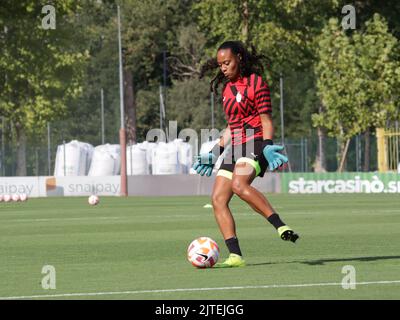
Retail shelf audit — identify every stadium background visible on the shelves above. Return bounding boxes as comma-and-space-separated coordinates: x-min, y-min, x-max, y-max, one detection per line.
1, 0, 400, 301
2, 0, 399, 179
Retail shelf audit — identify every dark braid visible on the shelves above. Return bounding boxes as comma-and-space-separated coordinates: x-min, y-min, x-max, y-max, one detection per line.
200, 41, 270, 94
200, 58, 227, 92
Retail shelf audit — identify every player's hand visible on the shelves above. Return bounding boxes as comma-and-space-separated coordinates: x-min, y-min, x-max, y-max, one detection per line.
192, 152, 217, 177
262, 144, 288, 171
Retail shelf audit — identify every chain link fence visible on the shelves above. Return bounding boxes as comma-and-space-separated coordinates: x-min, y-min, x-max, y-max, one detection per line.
284, 133, 377, 173
0, 119, 378, 177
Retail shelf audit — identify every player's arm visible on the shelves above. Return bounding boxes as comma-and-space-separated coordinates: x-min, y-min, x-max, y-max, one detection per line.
216, 125, 231, 149
259, 113, 274, 140
256, 80, 288, 171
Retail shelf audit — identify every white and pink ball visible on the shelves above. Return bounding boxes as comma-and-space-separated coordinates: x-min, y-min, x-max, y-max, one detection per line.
88, 195, 99, 206
187, 237, 220, 268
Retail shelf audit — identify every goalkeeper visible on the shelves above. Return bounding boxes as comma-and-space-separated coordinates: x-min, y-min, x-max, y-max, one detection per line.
193, 41, 299, 268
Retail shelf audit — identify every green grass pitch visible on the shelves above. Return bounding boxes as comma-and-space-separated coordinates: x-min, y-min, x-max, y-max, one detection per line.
0, 194, 399, 300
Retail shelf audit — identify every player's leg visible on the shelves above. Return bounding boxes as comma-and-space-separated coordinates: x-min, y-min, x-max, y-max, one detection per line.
232, 159, 299, 243
211, 171, 235, 240
211, 168, 246, 268
231, 161, 273, 217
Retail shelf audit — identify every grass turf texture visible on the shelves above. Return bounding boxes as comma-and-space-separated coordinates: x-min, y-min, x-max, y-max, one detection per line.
0, 194, 399, 300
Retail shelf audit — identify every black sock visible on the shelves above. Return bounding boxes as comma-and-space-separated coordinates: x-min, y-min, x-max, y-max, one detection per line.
225, 237, 242, 256
267, 213, 285, 230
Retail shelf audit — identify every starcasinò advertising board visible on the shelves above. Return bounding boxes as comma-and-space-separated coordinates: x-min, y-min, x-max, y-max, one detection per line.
281, 173, 400, 194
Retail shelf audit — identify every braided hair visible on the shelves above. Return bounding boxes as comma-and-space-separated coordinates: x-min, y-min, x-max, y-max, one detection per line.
200, 41, 269, 94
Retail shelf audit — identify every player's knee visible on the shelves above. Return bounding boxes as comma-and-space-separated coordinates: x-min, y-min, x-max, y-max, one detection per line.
231, 179, 246, 197
211, 193, 229, 209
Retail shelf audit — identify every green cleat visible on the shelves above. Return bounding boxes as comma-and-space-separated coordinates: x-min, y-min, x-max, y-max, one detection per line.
278, 226, 299, 243
214, 253, 246, 268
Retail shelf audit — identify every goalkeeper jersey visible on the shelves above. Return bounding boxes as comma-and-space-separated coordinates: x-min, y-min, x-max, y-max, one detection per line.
222, 73, 272, 145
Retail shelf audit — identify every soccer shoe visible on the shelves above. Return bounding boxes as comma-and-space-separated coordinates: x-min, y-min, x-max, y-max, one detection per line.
278, 226, 299, 243
214, 253, 246, 268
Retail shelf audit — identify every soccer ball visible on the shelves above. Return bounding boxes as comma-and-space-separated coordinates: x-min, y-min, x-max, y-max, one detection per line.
12, 194, 20, 202
20, 194, 28, 202
187, 237, 220, 268
3, 194, 11, 202
88, 195, 99, 205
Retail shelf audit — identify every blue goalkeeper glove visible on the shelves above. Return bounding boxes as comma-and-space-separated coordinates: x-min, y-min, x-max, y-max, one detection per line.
192, 144, 224, 177
262, 140, 288, 171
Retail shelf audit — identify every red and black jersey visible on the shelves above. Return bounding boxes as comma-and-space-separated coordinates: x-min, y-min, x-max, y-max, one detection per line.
222, 73, 272, 145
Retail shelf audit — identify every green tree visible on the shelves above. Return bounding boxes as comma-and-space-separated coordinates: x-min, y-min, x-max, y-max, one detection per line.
192, 0, 343, 172
166, 24, 224, 138
59, 0, 121, 146
166, 78, 220, 132
313, 15, 400, 171
118, 0, 194, 143
168, 24, 208, 80
353, 14, 400, 128
0, 0, 88, 175
313, 18, 366, 171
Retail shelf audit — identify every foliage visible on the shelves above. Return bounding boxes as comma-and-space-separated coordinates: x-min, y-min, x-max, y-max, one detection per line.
1, 0, 400, 174
0, 0, 88, 132
313, 14, 400, 169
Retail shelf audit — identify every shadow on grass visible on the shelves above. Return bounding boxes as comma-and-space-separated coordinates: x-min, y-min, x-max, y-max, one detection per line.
246, 255, 400, 267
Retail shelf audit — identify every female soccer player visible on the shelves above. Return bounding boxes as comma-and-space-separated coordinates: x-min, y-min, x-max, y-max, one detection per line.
193, 41, 299, 268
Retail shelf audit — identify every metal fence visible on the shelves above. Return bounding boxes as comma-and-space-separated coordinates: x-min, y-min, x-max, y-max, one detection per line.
376, 126, 400, 172
284, 133, 377, 173
0, 125, 378, 177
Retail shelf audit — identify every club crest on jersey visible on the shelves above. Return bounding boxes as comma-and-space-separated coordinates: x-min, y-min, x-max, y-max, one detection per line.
236, 92, 242, 103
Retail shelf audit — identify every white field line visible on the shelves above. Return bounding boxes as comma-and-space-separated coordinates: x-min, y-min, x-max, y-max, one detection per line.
1, 280, 400, 300
1, 214, 212, 222
0, 215, 235, 223
2, 217, 121, 223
